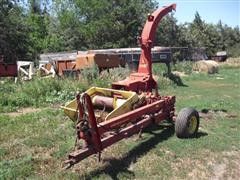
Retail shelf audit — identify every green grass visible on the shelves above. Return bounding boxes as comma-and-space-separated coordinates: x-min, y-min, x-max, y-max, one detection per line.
0, 66, 130, 113
0, 61, 239, 179
0, 78, 88, 112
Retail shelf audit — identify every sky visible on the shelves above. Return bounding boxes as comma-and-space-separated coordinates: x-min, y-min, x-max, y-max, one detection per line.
157, 0, 240, 27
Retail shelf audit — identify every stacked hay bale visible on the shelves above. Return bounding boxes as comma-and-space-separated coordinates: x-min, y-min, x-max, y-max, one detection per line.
193, 60, 219, 74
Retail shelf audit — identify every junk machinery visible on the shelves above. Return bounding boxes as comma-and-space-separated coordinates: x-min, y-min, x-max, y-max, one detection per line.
62, 3, 200, 168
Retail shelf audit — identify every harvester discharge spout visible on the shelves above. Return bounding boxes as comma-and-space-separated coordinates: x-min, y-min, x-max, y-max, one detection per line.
112, 4, 176, 93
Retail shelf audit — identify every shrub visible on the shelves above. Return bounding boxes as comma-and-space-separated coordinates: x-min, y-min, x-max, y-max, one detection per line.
172, 61, 194, 74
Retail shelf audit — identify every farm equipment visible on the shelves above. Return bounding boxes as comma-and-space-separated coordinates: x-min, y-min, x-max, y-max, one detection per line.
39, 52, 125, 77
16, 61, 34, 82
88, 46, 172, 72
76, 53, 125, 71
0, 55, 34, 82
62, 3, 200, 168
0, 56, 18, 77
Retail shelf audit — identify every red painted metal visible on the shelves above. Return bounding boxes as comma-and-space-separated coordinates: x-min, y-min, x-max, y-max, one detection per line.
0, 57, 18, 77
66, 116, 152, 166
84, 94, 103, 152
75, 93, 102, 152
138, 4, 176, 75
112, 4, 176, 93
64, 4, 177, 168
97, 99, 165, 135
65, 94, 175, 168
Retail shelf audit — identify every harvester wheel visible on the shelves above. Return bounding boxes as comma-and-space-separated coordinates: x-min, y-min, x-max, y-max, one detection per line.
175, 107, 199, 138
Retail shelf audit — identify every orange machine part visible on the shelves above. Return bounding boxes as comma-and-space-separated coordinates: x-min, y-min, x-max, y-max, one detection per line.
56, 60, 76, 76
75, 53, 125, 71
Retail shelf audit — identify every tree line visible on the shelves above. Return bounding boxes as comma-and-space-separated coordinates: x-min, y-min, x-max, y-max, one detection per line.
1, 0, 239, 63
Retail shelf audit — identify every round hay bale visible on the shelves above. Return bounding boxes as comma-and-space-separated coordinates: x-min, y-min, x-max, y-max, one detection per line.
193, 60, 219, 74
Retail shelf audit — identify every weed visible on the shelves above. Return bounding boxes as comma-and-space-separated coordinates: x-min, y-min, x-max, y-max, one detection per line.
23, 137, 54, 148
0, 61, 239, 179
220, 57, 240, 69
157, 76, 176, 90
0, 66, 131, 112
153, 63, 168, 75
172, 61, 194, 74
0, 156, 34, 179
0, 148, 8, 159
80, 64, 99, 84
0, 78, 87, 112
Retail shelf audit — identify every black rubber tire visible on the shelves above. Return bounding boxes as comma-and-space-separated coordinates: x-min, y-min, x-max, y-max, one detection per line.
175, 107, 199, 138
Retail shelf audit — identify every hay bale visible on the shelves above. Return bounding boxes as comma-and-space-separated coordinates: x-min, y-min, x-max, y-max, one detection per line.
193, 60, 219, 74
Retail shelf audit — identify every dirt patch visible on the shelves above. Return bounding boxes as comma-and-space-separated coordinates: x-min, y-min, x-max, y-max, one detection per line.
4, 107, 44, 117
212, 163, 226, 180
211, 150, 240, 180
171, 152, 212, 179
170, 149, 240, 180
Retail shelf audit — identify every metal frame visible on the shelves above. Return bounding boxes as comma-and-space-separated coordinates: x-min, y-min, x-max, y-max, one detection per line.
65, 93, 175, 168
0, 56, 18, 77
64, 4, 177, 168
112, 4, 176, 93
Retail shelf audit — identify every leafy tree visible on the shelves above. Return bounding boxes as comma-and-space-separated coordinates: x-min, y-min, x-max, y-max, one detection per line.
155, 14, 180, 47
0, 0, 29, 62
53, 0, 156, 50
221, 25, 240, 57
183, 12, 219, 56
25, 0, 53, 60
1, 0, 240, 62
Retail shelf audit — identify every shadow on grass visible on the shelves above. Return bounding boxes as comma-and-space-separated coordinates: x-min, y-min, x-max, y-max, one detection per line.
201, 108, 228, 113
165, 73, 188, 87
195, 131, 208, 138
85, 124, 175, 180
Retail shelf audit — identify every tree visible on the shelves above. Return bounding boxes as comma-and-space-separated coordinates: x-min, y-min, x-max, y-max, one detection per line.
0, 0, 30, 62
53, 0, 157, 50
155, 14, 180, 47
183, 11, 219, 56
2, 0, 240, 62
25, 0, 53, 60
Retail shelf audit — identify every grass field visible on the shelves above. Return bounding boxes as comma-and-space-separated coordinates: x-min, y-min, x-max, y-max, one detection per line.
0, 59, 239, 179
